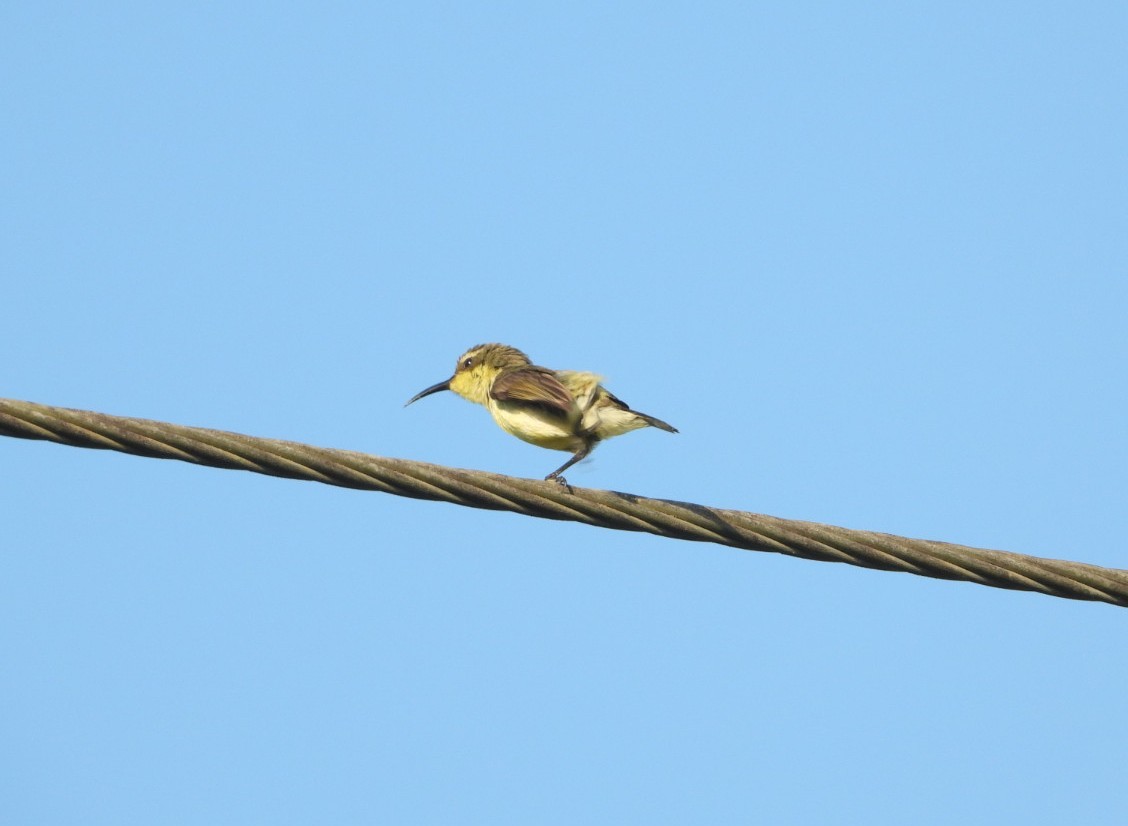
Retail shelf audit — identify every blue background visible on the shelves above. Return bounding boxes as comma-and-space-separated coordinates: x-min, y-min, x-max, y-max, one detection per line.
2, 3, 1126, 823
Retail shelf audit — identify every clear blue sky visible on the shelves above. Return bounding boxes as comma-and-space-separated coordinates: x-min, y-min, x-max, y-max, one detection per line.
3, 3, 1126, 823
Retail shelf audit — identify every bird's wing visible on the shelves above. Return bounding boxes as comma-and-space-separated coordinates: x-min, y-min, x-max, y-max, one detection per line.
490, 367, 576, 418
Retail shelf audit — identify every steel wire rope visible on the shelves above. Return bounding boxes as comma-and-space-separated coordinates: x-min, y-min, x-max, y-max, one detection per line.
2, 397, 1125, 607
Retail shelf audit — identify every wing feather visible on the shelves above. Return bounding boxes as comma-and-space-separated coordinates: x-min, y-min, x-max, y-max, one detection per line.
490, 367, 576, 418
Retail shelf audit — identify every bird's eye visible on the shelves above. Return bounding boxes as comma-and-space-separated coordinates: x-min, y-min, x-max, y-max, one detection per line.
462, 357, 474, 369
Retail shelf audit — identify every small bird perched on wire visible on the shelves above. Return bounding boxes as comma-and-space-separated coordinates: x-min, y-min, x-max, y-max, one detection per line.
406, 343, 678, 485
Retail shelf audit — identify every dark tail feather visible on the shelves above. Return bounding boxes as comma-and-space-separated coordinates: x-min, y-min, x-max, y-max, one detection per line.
636, 412, 678, 433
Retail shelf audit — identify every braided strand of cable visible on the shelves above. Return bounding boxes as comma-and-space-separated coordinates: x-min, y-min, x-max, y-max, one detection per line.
2, 397, 1125, 607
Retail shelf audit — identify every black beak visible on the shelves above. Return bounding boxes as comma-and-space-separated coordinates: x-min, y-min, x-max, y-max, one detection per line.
405, 379, 452, 406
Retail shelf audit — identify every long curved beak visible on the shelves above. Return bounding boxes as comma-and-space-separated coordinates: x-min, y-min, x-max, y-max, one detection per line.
405, 378, 452, 406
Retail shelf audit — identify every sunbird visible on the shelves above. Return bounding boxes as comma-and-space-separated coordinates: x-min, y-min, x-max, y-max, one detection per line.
406, 343, 677, 485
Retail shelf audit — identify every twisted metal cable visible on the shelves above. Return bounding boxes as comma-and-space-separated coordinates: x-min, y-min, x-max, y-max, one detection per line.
2, 397, 1126, 607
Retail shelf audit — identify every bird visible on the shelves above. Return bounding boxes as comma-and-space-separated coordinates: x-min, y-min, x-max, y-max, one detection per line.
406, 343, 677, 485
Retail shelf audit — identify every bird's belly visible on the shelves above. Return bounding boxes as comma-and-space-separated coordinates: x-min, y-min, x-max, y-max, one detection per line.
489, 402, 582, 452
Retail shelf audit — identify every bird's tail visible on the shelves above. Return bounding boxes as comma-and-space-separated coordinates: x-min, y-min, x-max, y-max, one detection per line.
635, 411, 678, 433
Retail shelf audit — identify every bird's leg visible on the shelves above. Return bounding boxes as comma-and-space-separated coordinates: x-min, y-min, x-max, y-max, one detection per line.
545, 441, 594, 489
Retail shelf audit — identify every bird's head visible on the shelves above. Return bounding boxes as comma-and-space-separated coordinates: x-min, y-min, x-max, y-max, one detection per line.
406, 343, 532, 407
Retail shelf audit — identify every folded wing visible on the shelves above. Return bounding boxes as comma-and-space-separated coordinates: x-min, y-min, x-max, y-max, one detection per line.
490, 367, 576, 418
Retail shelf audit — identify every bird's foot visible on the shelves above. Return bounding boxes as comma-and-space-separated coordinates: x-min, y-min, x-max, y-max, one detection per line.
545, 473, 574, 493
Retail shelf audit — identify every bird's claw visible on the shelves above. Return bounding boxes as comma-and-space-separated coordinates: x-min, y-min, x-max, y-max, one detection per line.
546, 473, 574, 493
